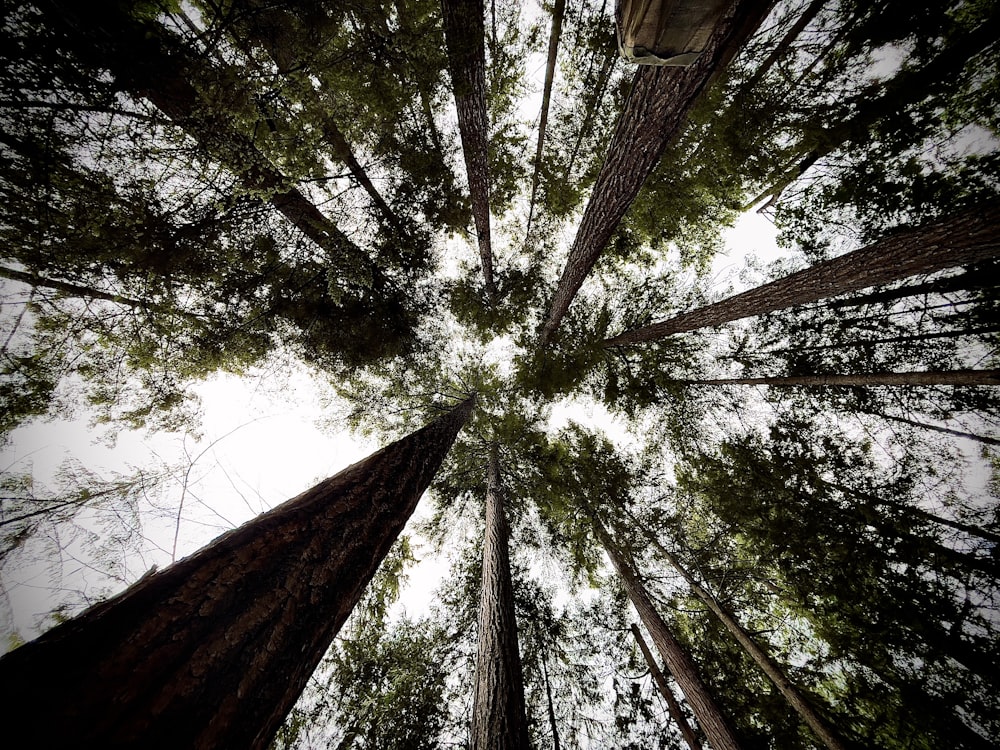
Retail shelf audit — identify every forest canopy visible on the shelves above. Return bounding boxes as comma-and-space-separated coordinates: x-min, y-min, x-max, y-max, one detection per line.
0, 0, 998, 748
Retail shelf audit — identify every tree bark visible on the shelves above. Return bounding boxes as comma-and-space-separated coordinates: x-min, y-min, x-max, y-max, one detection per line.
442, 0, 495, 299
638, 536, 848, 750
603, 198, 1000, 346
471, 447, 530, 750
538, 0, 773, 343
525, 0, 567, 243
0, 398, 476, 750
630, 623, 703, 750
45, 1, 381, 283
740, 0, 828, 94
687, 370, 1000, 386
541, 650, 561, 750
593, 518, 744, 750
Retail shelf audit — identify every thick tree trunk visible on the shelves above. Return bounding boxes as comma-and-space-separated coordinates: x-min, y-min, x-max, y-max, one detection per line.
630, 623, 703, 750
45, 0, 385, 290
639, 535, 847, 750
594, 519, 744, 750
688, 370, 1000, 386
525, 0, 567, 243
538, 0, 773, 343
0, 398, 475, 750
471, 447, 530, 750
442, 0, 495, 299
603, 198, 1000, 346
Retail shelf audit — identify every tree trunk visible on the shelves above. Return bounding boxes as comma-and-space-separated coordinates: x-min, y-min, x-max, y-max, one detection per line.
0, 398, 475, 750
45, 1, 382, 285
442, 0, 495, 299
638, 535, 848, 750
603, 198, 1000, 346
538, 0, 773, 343
825, 267, 995, 310
593, 518, 744, 750
321, 119, 403, 229
471, 447, 530, 750
630, 623, 703, 750
764, 324, 1000, 356
687, 370, 1000, 386
0, 265, 202, 321
740, 0, 828, 93
525, 0, 567, 243
878, 413, 1000, 448
746, 11, 1000, 211
566, 37, 616, 180
541, 650, 561, 750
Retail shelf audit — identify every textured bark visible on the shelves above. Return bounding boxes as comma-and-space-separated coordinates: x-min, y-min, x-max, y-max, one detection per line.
525, 0, 567, 242
604, 198, 1000, 346
689, 370, 1000, 386
0, 398, 475, 750
594, 519, 744, 750
46, 1, 378, 279
879, 413, 1000, 448
630, 623, 703, 750
442, 0, 495, 298
471, 448, 530, 750
640, 536, 847, 750
538, 0, 773, 343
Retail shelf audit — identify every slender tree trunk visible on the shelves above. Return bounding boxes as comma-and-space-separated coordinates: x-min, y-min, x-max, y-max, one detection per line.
46, 1, 381, 283
825, 268, 994, 310
741, 0, 828, 93
525, 0, 567, 243
0, 265, 203, 321
603, 198, 1000, 346
566, 37, 616, 180
538, 0, 773, 344
638, 536, 848, 750
878, 413, 1000, 448
746, 10, 1000, 211
0, 398, 476, 750
321, 119, 402, 228
630, 623, 703, 750
687, 370, 1000, 386
766, 324, 1000, 355
442, 0, 496, 299
472, 447, 530, 750
593, 518, 744, 750
541, 650, 561, 750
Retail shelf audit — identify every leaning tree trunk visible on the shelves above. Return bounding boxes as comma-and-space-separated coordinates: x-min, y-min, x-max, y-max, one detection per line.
0, 398, 475, 750
46, 0, 380, 282
538, 0, 773, 343
630, 623, 703, 750
471, 447, 530, 750
525, 0, 567, 243
593, 518, 744, 750
687, 370, 1000, 386
442, 0, 496, 299
877, 412, 1000, 448
638, 533, 848, 750
603, 197, 1000, 346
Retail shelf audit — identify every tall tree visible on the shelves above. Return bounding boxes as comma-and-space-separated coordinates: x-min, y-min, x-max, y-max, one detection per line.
538, 0, 773, 343
592, 517, 745, 750
471, 446, 530, 749
630, 623, 703, 750
442, 0, 496, 298
525, 0, 567, 243
686, 369, 1000, 386
603, 197, 1000, 346
0, 397, 475, 749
